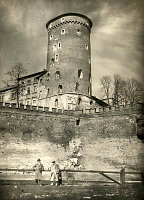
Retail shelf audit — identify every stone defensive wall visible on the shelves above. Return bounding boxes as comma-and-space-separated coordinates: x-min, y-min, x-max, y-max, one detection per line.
0, 102, 144, 181
0, 102, 143, 116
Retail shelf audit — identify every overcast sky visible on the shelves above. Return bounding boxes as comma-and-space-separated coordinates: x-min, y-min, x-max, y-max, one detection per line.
0, 0, 144, 97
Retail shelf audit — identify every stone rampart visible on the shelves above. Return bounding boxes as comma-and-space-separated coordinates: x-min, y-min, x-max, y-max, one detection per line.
0, 102, 144, 178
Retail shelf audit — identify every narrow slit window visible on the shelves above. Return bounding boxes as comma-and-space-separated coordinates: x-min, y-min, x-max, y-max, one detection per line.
58, 85, 62, 93
50, 35, 53, 40
89, 56, 91, 64
78, 69, 83, 79
89, 73, 91, 83
53, 44, 57, 51
55, 54, 59, 61
61, 29, 65, 34
77, 29, 81, 35
47, 88, 50, 95
58, 42, 61, 48
61, 17, 65, 22
75, 82, 79, 92
47, 73, 50, 81
55, 99, 58, 107
78, 98, 82, 105
55, 71, 60, 79
76, 118, 80, 125
51, 58, 55, 63
85, 44, 88, 50
88, 87, 90, 95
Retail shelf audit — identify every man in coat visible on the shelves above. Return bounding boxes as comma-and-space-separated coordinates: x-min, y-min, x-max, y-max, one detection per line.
49, 161, 61, 186
33, 158, 44, 186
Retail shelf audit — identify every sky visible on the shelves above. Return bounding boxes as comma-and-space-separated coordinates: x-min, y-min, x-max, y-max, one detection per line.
0, 0, 144, 98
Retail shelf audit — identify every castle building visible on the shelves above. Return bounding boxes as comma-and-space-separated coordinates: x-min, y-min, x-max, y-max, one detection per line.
0, 13, 107, 110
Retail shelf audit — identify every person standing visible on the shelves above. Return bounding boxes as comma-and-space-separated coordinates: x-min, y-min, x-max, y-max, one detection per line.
33, 158, 44, 186
49, 161, 61, 186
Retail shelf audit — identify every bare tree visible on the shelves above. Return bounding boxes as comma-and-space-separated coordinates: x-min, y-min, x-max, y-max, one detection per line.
113, 74, 126, 105
125, 78, 143, 105
4, 63, 27, 106
100, 74, 143, 106
113, 75, 143, 105
100, 75, 112, 104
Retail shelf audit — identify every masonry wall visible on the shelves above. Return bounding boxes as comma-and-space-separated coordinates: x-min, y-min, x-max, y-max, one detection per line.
0, 104, 143, 175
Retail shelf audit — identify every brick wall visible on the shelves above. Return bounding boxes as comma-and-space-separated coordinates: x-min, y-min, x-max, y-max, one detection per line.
0, 104, 143, 173
46, 15, 92, 96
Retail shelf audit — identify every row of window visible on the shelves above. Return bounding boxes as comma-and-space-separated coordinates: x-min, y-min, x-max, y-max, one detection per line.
27, 97, 93, 108
51, 54, 91, 63
21, 78, 42, 86
50, 28, 82, 39
22, 82, 90, 96
53, 43, 88, 51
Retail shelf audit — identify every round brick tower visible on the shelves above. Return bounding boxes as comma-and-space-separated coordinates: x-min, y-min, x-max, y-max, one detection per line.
46, 13, 92, 97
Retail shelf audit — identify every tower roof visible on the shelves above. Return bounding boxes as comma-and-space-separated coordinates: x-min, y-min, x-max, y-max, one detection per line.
46, 13, 92, 29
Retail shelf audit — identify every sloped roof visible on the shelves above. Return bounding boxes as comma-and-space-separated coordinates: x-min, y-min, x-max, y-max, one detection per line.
0, 86, 17, 93
18, 70, 47, 80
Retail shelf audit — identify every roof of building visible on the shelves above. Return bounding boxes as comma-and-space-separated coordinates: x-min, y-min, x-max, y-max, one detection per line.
46, 13, 92, 29
91, 96, 108, 107
18, 70, 47, 80
0, 86, 17, 93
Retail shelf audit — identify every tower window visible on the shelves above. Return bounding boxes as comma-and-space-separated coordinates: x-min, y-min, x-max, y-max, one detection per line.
47, 73, 50, 81
78, 69, 83, 79
61, 17, 65, 22
78, 98, 82, 105
50, 35, 53, 40
58, 85, 62, 93
61, 29, 65, 34
53, 44, 57, 51
58, 42, 61, 48
55, 71, 60, 79
75, 82, 79, 92
89, 56, 91, 64
76, 118, 80, 125
85, 44, 88, 50
55, 99, 58, 107
76, 29, 81, 35
55, 54, 59, 61
89, 73, 91, 83
88, 87, 90, 95
51, 58, 55, 63
47, 88, 50, 96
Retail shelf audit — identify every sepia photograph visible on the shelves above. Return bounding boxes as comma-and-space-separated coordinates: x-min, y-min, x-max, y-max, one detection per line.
0, 0, 144, 199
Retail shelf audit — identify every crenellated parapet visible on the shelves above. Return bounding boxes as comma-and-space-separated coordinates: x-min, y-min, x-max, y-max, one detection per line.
0, 102, 143, 117
47, 20, 91, 32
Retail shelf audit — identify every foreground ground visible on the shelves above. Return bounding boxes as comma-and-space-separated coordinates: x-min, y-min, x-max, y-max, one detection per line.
0, 182, 144, 200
